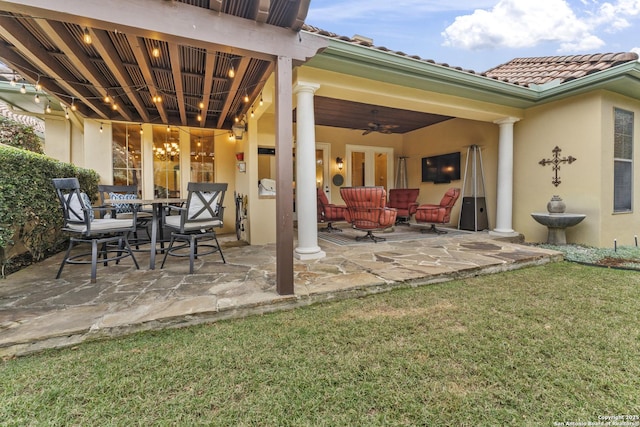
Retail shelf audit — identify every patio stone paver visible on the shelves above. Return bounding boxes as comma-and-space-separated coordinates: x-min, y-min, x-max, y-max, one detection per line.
0, 230, 563, 358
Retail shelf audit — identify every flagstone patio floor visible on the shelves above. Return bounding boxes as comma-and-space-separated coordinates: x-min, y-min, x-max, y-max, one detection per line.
0, 229, 562, 358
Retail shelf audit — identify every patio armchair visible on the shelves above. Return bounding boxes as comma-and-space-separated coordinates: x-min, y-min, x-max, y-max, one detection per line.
160, 182, 227, 273
340, 186, 397, 243
387, 188, 420, 224
317, 187, 348, 232
52, 177, 139, 283
415, 187, 461, 234
98, 184, 152, 244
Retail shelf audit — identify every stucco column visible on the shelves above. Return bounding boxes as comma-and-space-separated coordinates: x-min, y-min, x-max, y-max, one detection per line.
491, 117, 521, 237
293, 81, 326, 260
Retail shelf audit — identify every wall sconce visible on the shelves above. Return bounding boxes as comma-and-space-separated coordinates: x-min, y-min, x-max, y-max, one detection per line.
336, 157, 343, 171
232, 122, 247, 140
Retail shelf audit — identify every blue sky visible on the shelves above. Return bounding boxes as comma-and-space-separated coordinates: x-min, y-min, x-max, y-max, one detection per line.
306, 0, 640, 72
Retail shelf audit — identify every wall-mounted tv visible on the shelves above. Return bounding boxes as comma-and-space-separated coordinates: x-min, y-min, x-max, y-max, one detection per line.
421, 152, 461, 184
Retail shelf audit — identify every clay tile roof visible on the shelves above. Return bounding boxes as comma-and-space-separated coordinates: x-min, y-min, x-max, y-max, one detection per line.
302, 25, 638, 88
484, 52, 639, 87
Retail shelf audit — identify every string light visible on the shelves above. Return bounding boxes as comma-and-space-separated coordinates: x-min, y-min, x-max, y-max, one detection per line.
83, 27, 92, 44
46, 103, 51, 114
112, 103, 118, 111
167, 125, 170, 132
35, 77, 41, 91
139, 124, 143, 135
228, 64, 235, 78
9, 71, 16, 87
198, 101, 204, 109
34, 93, 40, 103
70, 98, 77, 111
250, 108, 254, 118
99, 123, 103, 133
104, 93, 111, 103
64, 106, 69, 119
152, 44, 160, 58
197, 114, 202, 122
259, 93, 263, 106
20, 84, 26, 94
243, 92, 249, 103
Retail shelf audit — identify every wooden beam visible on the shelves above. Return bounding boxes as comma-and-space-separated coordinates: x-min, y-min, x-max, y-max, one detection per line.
209, 0, 222, 12
0, 0, 328, 62
0, 44, 86, 115
275, 55, 294, 295
256, 0, 270, 23
292, 0, 312, 31
168, 43, 187, 126
216, 56, 250, 129
89, 28, 151, 123
126, 34, 168, 124
0, 16, 110, 119
33, 19, 134, 122
199, 52, 216, 128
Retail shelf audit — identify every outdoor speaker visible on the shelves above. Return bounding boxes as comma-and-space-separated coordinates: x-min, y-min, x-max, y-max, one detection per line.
459, 197, 488, 231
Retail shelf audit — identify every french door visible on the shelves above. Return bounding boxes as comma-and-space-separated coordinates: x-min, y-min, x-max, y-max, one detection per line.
345, 145, 394, 192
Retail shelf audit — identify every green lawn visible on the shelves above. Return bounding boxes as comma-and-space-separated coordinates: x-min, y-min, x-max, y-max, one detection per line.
2, 262, 640, 426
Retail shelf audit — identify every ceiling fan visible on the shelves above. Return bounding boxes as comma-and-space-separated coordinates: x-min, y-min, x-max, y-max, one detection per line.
362, 109, 399, 135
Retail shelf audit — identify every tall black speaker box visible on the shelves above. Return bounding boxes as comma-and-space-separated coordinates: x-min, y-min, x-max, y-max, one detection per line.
459, 197, 488, 231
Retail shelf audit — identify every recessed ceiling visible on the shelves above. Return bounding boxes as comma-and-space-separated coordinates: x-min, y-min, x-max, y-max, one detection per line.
306, 96, 453, 134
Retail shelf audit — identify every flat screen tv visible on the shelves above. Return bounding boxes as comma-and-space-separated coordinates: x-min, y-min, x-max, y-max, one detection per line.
421, 152, 461, 183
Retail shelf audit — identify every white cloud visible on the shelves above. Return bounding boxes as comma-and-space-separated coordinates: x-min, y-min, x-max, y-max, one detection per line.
442, 0, 640, 52
442, 0, 603, 51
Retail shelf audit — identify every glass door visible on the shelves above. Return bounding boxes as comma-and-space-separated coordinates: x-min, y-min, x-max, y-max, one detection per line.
346, 145, 394, 192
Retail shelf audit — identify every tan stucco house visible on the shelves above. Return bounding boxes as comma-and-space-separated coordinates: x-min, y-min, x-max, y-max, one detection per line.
1, 0, 640, 294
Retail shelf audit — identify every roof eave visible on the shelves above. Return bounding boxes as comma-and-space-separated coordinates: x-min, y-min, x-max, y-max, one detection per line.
304, 38, 541, 108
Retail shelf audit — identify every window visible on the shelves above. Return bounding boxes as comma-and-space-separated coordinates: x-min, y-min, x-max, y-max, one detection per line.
614, 108, 634, 212
112, 123, 142, 193
153, 125, 181, 198
190, 130, 215, 183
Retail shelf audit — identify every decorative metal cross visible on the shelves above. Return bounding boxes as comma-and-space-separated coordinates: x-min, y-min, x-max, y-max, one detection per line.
539, 146, 577, 187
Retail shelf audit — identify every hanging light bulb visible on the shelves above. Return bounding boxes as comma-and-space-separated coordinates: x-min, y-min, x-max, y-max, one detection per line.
99, 123, 103, 133
243, 92, 249, 103
20, 84, 26, 94
139, 124, 143, 135
46, 103, 51, 114
104, 93, 111, 103
70, 98, 77, 111
250, 109, 254, 118
9, 72, 16, 87
83, 27, 92, 44
197, 114, 202, 122
228, 64, 235, 78
65, 107, 69, 120
167, 125, 170, 132
259, 93, 263, 106
234, 116, 239, 123
35, 78, 41, 91
152, 44, 160, 58
198, 101, 204, 109
34, 93, 40, 103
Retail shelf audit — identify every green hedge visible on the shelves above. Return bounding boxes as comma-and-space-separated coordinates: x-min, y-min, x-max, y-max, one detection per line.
0, 143, 99, 275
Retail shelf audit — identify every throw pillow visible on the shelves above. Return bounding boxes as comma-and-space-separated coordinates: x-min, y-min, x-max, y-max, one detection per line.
109, 192, 136, 214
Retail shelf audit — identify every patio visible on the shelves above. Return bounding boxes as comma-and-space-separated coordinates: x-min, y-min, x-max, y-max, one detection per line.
0, 228, 561, 358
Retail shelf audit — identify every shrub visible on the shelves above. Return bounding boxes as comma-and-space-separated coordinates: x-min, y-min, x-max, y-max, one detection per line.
0, 143, 99, 276
0, 115, 44, 153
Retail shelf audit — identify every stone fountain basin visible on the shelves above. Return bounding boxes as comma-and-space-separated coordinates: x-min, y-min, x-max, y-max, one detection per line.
531, 213, 586, 228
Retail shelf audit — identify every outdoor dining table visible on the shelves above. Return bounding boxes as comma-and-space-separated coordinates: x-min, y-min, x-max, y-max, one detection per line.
105, 197, 186, 269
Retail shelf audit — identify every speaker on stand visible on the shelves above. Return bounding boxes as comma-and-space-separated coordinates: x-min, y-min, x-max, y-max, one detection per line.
459, 145, 489, 231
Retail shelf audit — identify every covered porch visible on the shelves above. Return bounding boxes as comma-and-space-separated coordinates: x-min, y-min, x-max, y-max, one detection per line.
0, 230, 561, 358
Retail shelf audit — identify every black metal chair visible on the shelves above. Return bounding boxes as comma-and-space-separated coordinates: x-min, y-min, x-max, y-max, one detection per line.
97, 184, 152, 244
52, 178, 139, 283
160, 182, 227, 273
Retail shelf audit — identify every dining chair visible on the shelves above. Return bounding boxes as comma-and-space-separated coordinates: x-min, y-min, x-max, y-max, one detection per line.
52, 177, 139, 283
97, 184, 152, 244
160, 182, 227, 273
